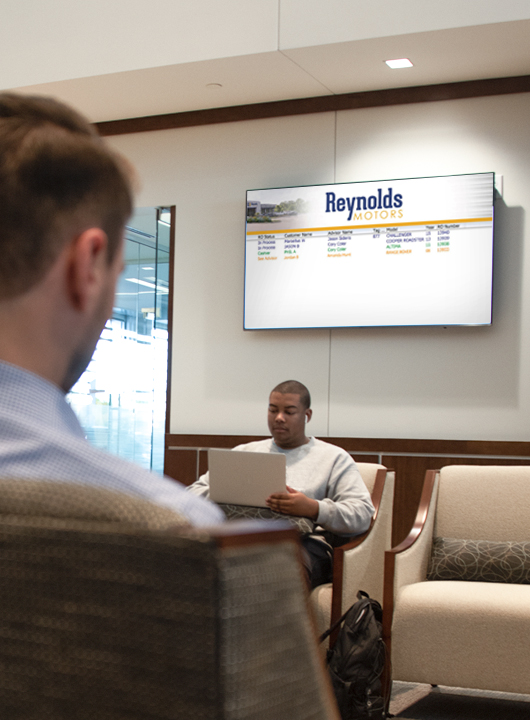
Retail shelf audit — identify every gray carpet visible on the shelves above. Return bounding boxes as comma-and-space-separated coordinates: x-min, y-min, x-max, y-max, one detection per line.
389, 682, 530, 719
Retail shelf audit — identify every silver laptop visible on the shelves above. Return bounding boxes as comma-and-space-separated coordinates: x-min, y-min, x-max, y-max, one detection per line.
208, 448, 287, 507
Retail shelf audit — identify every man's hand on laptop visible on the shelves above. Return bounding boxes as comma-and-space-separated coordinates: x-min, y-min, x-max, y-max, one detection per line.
266, 486, 319, 520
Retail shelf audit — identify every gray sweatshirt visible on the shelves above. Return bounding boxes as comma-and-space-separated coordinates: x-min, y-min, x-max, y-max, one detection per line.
187, 437, 375, 536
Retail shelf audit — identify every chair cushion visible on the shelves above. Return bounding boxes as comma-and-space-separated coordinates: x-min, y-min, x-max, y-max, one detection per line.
392, 580, 530, 693
309, 582, 333, 644
427, 537, 530, 583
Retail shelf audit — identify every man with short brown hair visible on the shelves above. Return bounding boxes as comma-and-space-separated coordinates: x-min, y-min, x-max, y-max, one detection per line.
0, 92, 223, 527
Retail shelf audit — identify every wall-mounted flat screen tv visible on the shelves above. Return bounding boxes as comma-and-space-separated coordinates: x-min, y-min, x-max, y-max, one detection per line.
244, 172, 494, 329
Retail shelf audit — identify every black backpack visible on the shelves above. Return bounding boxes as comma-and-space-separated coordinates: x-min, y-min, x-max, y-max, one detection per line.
320, 590, 390, 720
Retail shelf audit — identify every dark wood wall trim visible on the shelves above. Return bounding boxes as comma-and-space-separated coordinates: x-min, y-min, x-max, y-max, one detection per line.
165, 433, 530, 545
96, 75, 530, 137
166, 433, 530, 457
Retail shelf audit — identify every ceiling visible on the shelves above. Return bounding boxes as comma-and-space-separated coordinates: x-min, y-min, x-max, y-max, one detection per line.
10, 19, 530, 124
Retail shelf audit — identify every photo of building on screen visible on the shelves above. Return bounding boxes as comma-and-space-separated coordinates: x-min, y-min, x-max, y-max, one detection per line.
246, 196, 311, 226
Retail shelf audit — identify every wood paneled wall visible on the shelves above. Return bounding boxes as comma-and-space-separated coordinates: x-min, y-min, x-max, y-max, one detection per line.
165, 435, 530, 545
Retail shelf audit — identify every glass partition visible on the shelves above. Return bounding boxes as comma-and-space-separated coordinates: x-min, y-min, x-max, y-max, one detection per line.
67, 207, 171, 474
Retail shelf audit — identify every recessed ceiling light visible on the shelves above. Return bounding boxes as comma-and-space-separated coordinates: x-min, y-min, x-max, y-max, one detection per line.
125, 278, 169, 293
385, 58, 413, 69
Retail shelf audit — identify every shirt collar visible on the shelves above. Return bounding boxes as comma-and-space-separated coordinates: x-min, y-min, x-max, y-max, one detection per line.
0, 360, 86, 439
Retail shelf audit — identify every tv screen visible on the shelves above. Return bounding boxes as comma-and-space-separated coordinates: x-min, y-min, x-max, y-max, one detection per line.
244, 172, 494, 329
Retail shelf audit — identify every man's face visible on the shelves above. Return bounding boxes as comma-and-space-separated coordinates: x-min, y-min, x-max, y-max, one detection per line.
62, 234, 125, 392
267, 391, 312, 449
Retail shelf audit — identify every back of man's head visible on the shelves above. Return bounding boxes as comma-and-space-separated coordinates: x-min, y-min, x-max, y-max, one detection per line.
0, 93, 133, 299
271, 380, 311, 410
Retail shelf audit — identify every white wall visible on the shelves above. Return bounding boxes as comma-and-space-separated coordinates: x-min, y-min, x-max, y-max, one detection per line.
108, 91, 530, 441
0, 0, 279, 87
280, 0, 530, 47
3, 0, 529, 88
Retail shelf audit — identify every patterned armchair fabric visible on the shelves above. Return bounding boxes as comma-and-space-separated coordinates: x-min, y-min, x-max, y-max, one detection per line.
218, 502, 314, 534
0, 477, 190, 528
427, 537, 530, 584
0, 479, 338, 720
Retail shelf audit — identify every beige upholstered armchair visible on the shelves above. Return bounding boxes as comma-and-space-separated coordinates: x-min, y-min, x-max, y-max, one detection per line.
310, 463, 395, 643
0, 479, 339, 720
383, 465, 530, 695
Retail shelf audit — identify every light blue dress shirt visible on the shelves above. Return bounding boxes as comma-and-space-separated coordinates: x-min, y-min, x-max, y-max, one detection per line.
0, 360, 224, 527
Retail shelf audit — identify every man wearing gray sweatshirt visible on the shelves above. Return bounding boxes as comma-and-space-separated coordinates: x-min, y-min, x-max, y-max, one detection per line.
188, 379, 374, 586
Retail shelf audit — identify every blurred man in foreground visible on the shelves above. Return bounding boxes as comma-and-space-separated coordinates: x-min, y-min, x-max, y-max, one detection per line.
0, 92, 223, 527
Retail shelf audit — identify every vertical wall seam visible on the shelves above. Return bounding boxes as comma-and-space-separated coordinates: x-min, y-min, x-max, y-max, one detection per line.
334, 110, 338, 182
327, 331, 332, 436
277, 0, 281, 50
327, 111, 339, 437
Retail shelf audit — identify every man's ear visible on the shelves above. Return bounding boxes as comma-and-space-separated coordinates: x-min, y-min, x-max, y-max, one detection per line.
66, 228, 109, 312
305, 408, 313, 423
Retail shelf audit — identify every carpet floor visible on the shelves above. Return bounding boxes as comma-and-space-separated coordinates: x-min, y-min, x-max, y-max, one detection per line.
389, 682, 530, 719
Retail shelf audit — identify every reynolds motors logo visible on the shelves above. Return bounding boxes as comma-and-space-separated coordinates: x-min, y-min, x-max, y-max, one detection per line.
325, 188, 403, 222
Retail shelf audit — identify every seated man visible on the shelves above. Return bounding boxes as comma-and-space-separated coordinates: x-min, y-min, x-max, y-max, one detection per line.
0, 92, 223, 528
188, 380, 375, 586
